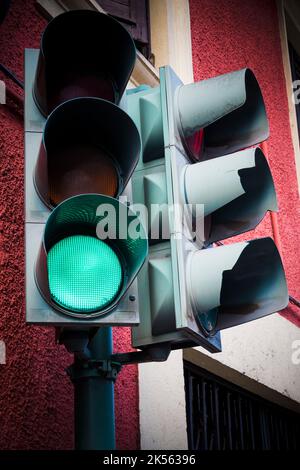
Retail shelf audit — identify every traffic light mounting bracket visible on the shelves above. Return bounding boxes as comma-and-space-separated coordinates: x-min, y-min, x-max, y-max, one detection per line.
58, 327, 171, 366
111, 344, 171, 365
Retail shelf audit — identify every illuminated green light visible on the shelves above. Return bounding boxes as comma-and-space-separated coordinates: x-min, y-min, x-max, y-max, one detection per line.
47, 235, 122, 313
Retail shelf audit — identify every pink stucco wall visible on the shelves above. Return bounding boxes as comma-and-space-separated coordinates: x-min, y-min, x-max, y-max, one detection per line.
189, 0, 300, 326
0, 0, 139, 450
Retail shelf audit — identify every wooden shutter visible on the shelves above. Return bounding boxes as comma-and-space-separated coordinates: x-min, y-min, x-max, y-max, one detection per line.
96, 0, 151, 59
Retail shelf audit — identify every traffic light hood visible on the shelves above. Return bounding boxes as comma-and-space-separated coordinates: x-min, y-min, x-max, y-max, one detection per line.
33, 10, 136, 115
188, 237, 288, 335
34, 97, 141, 209
183, 147, 278, 244
176, 68, 269, 161
35, 194, 148, 317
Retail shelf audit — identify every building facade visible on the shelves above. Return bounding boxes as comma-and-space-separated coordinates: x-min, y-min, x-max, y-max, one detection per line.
0, 0, 299, 450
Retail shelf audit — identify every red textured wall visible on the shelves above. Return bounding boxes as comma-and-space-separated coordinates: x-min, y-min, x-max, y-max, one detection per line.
1, 0, 299, 451
0, 0, 139, 450
189, 0, 300, 326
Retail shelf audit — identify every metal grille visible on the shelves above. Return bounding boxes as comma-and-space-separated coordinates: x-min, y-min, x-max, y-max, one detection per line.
184, 362, 300, 450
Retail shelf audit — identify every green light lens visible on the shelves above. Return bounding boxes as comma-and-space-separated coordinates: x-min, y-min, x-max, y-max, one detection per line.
47, 235, 122, 313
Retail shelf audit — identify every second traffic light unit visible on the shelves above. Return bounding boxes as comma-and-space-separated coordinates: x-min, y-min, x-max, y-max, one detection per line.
128, 66, 288, 352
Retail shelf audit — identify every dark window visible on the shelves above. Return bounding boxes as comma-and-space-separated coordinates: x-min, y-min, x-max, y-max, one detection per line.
184, 361, 300, 450
289, 43, 300, 139
96, 0, 151, 60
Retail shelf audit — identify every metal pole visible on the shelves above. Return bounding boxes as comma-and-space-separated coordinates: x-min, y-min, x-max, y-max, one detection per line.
71, 327, 116, 450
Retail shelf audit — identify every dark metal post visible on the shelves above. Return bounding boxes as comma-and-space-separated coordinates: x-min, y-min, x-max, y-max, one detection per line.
68, 327, 117, 450
61, 327, 171, 450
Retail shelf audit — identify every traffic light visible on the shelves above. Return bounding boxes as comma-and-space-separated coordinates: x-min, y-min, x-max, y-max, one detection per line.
25, 10, 148, 326
128, 66, 288, 352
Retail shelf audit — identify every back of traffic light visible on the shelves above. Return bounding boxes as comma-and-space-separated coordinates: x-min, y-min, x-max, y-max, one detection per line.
128, 66, 288, 352
25, 10, 148, 327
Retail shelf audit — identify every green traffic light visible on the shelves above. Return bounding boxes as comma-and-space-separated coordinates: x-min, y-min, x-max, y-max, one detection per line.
47, 235, 123, 313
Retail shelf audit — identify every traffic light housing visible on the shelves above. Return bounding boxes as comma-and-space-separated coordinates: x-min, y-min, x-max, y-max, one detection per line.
25, 11, 148, 327
128, 66, 288, 352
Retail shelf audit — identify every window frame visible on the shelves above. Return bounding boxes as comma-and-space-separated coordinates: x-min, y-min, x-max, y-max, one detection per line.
289, 43, 300, 138
277, 0, 300, 191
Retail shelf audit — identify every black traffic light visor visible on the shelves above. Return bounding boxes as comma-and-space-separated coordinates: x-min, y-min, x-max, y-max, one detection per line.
34, 97, 141, 209
33, 10, 136, 116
